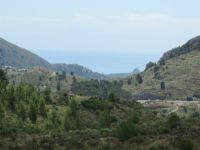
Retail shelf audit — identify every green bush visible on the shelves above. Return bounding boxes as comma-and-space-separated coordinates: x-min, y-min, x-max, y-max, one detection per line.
187, 96, 193, 101
99, 110, 112, 128
69, 99, 79, 119
115, 115, 140, 141
160, 81, 165, 90
81, 98, 107, 110
167, 113, 180, 129
149, 145, 160, 150
179, 138, 194, 150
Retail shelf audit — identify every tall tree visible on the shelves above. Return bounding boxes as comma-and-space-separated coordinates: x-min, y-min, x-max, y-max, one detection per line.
29, 102, 37, 124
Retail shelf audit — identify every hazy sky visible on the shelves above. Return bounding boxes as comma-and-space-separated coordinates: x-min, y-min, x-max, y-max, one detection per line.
1, 0, 200, 73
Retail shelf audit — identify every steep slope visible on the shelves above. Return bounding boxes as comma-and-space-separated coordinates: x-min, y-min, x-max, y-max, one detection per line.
53, 63, 108, 80
0, 38, 53, 70
123, 36, 200, 100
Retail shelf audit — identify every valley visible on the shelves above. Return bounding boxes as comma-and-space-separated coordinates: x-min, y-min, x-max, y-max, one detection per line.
1, 36, 200, 149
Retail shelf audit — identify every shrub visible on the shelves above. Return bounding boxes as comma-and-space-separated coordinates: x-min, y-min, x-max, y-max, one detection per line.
47, 108, 61, 130
167, 113, 180, 129
115, 121, 140, 141
149, 145, 160, 150
154, 65, 159, 73
136, 74, 143, 84
43, 87, 51, 103
193, 91, 200, 99
108, 93, 119, 103
159, 58, 165, 66
69, 99, 79, 119
81, 98, 107, 110
115, 114, 140, 141
99, 110, 112, 128
179, 138, 194, 150
160, 82, 165, 90
187, 96, 193, 101
145, 62, 155, 71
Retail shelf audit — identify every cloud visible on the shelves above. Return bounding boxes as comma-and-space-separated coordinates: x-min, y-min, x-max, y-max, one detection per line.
107, 13, 175, 25
72, 14, 99, 23
69, 12, 200, 27
0, 16, 60, 23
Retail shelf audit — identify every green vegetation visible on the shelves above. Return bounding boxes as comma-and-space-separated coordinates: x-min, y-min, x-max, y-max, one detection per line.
121, 36, 200, 100
71, 79, 131, 100
1, 69, 200, 149
2, 36, 200, 149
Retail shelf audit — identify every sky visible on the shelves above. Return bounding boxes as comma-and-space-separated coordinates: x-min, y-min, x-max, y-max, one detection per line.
0, 0, 200, 73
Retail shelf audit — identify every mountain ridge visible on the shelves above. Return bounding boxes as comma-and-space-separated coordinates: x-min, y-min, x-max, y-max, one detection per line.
0, 37, 137, 80
0, 37, 54, 70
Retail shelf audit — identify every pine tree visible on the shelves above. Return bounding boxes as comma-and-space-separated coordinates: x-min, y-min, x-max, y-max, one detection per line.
29, 102, 37, 124
69, 99, 78, 119
43, 87, 51, 103
7, 87, 16, 112
39, 96, 47, 117
17, 102, 27, 121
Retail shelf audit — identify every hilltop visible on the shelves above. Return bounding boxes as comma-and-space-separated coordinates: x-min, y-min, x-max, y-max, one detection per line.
0, 38, 53, 70
53, 63, 108, 80
0, 37, 136, 80
123, 36, 200, 100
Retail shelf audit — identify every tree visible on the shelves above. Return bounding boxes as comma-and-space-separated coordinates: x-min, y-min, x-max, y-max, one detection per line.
56, 82, 61, 91
160, 82, 165, 90
136, 74, 143, 84
39, 97, 47, 117
7, 87, 16, 112
159, 58, 165, 66
0, 103, 5, 119
108, 93, 119, 103
47, 108, 61, 129
127, 78, 132, 85
0, 69, 8, 88
69, 99, 78, 119
145, 62, 155, 71
99, 110, 112, 128
62, 71, 66, 79
70, 72, 74, 76
29, 102, 37, 124
63, 111, 71, 131
17, 102, 27, 121
154, 65, 159, 73
43, 87, 51, 103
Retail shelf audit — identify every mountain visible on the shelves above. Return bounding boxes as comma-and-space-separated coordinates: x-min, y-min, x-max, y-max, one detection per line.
123, 36, 200, 100
107, 68, 140, 79
0, 38, 53, 70
0, 37, 140, 80
53, 63, 108, 80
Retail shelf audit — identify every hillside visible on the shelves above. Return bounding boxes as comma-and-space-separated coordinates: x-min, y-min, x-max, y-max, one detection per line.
0, 37, 138, 80
107, 68, 140, 79
0, 38, 53, 70
123, 36, 200, 100
53, 63, 108, 80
